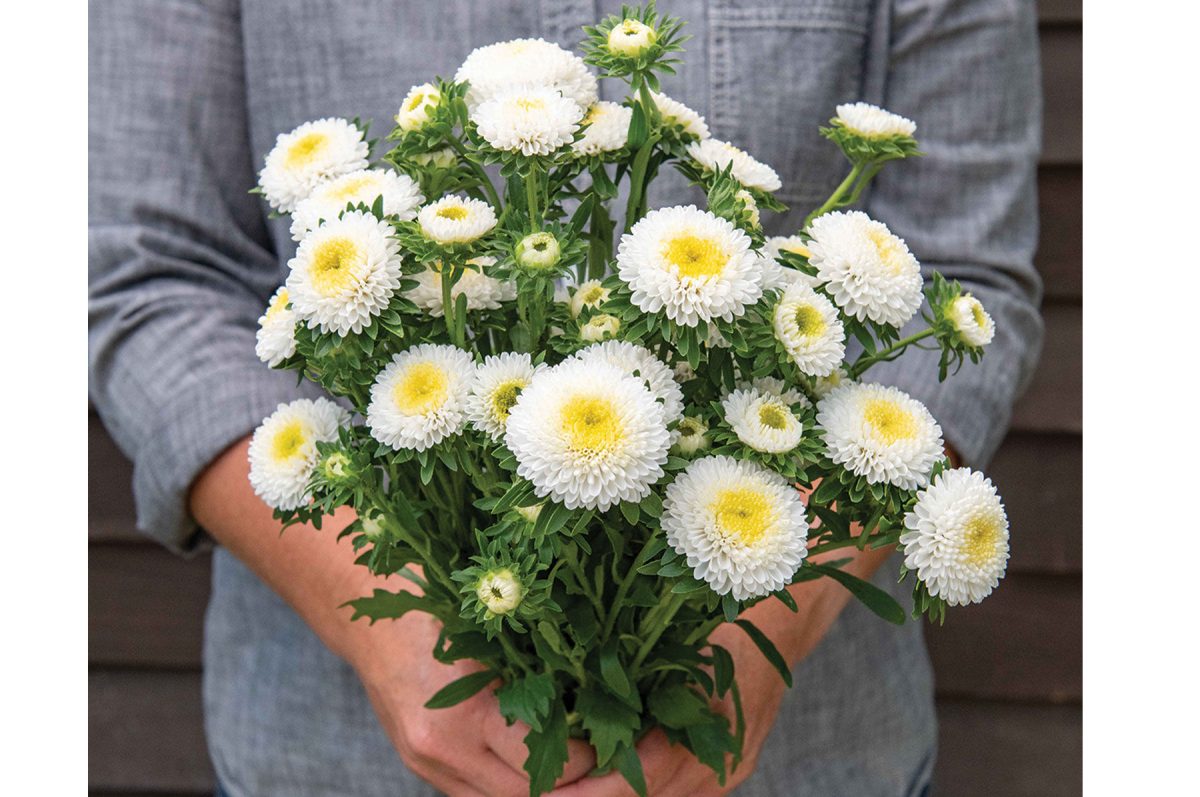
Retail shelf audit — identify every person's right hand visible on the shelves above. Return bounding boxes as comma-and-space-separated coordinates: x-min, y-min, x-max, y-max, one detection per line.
352, 608, 597, 796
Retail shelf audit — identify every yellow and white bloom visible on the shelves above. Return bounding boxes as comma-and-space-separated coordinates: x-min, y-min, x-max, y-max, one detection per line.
572, 101, 633, 156
806, 210, 923, 327
580, 313, 621, 342
649, 90, 709, 140
616, 205, 763, 327
255, 286, 297, 367
772, 282, 845, 377
290, 169, 424, 241
467, 352, 542, 442
570, 340, 684, 425
834, 102, 917, 140
411, 147, 458, 169
472, 86, 584, 157
947, 294, 995, 348
455, 38, 598, 110
900, 468, 1009, 606
722, 384, 804, 454
285, 210, 403, 336
661, 455, 808, 600
811, 367, 850, 400
672, 415, 710, 456
405, 257, 515, 317
816, 382, 943, 489
476, 569, 524, 616
395, 83, 442, 133
367, 344, 476, 451
505, 358, 670, 511
417, 195, 498, 245
248, 398, 348, 510
607, 19, 657, 56
759, 255, 818, 292
735, 189, 761, 228
751, 376, 810, 409
686, 138, 782, 193
764, 235, 813, 263
258, 118, 369, 213
568, 280, 611, 317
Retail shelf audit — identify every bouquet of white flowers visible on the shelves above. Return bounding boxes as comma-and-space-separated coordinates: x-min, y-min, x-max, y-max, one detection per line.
247, 4, 1010, 794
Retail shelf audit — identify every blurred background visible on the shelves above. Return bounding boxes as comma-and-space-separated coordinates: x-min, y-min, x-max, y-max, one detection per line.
88, 2, 1081, 794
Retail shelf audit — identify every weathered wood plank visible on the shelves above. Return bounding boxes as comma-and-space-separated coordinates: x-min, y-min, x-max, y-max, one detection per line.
89, 409, 136, 533
89, 545, 210, 669
934, 699, 1081, 796
1036, 166, 1082, 301
926, 574, 1081, 703
989, 433, 1081, 574
1040, 29, 1082, 165
1010, 302, 1081, 435
1037, 0, 1082, 25
89, 671, 215, 794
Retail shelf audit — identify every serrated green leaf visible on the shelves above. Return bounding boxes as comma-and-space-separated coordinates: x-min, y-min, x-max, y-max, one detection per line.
613, 742, 647, 797
424, 669, 497, 709
343, 589, 428, 624
524, 700, 570, 797
647, 683, 709, 729
577, 685, 640, 766
497, 672, 556, 732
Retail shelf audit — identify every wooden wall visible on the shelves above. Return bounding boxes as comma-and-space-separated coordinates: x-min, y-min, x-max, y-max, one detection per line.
88, 4, 1081, 793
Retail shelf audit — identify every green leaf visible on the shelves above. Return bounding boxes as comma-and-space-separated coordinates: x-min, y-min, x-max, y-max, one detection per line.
807, 563, 906, 625
423, 669, 497, 709
343, 589, 428, 624
648, 683, 709, 729
685, 712, 737, 781
577, 685, 640, 766
733, 619, 793, 687
497, 672, 556, 732
711, 644, 735, 697
524, 700, 570, 797
613, 743, 648, 797
599, 638, 633, 699
620, 500, 641, 525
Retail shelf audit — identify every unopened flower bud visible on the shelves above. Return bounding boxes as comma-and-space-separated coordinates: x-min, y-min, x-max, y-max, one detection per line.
947, 294, 995, 348
515, 232, 562, 271
672, 416, 710, 456
580, 313, 620, 342
515, 503, 544, 524
607, 19, 657, 57
396, 83, 443, 133
476, 569, 523, 615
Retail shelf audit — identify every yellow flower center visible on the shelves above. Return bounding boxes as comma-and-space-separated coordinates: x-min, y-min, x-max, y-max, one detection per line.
437, 205, 469, 221
309, 237, 362, 296
265, 289, 290, 320
328, 175, 377, 201
664, 234, 728, 279
962, 513, 1004, 567
560, 396, 623, 455
867, 227, 907, 275
406, 91, 428, 112
285, 132, 328, 168
782, 242, 812, 258
270, 420, 307, 462
393, 362, 449, 415
757, 402, 790, 430
582, 285, 606, 304
489, 379, 527, 422
970, 300, 987, 328
583, 105, 605, 125
711, 487, 771, 545
515, 97, 546, 113
793, 304, 826, 337
863, 398, 918, 444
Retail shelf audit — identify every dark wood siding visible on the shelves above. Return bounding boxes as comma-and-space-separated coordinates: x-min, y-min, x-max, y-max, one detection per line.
88, 3, 1082, 792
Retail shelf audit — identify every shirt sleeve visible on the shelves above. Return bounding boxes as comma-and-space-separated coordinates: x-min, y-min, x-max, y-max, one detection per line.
863, 0, 1044, 468
88, 0, 320, 554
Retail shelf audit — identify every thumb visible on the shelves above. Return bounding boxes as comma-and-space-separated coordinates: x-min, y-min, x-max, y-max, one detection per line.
556, 738, 598, 787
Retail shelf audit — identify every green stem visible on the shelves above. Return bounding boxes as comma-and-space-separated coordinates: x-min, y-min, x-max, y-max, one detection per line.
802, 162, 864, 231
446, 136, 501, 209
631, 591, 687, 674
525, 162, 541, 231
623, 132, 661, 233
497, 632, 533, 676
848, 327, 937, 378
439, 263, 460, 346
601, 534, 661, 641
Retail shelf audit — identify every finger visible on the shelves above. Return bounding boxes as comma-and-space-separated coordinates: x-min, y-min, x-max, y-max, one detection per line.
557, 738, 598, 786
480, 705, 535, 775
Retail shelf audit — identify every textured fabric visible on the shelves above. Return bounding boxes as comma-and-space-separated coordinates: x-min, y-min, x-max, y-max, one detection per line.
89, 0, 1042, 794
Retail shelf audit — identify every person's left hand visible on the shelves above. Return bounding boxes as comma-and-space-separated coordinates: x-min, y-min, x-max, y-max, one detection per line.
549, 621, 787, 797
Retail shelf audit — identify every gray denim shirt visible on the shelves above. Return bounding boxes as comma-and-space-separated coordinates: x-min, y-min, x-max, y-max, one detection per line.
89, 1, 1043, 794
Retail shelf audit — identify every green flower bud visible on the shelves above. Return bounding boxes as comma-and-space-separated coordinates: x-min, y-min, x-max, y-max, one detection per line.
515, 232, 562, 271
580, 313, 620, 342
476, 569, 524, 616
607, 19, 658, 57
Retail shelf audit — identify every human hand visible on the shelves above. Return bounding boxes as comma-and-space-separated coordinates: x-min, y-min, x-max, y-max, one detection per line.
549, 621, 787, 797
353, 610, 598, 797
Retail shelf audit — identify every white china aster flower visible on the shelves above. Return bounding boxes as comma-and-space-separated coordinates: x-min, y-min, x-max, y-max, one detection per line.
672, 415, 710, 456
607, 19, 657, 56
580, 314, 621, 342
570, 340, 684, 425
405, 257, 515, 317
649, 91, 709, 140
472, 86, 584, 157
759, 255, 818, 292
248, 398, 348, 511
735, 189, 761, 228
505, 359, 670, 511
686, 138, 782, 193
806, 210, 923, 327
568, 280, 611, 317
834, 102, 917, 140
467, 352, 541, 442
616, 205, 763, 327
455, 38, 598, 110
662, 455, 808, 600
900, 468, 1009, 606
750, 376, 810, 409
285, 210, 403, 336
255, 286, 297, 367
572, 101, 633, 156
764, 235, 813, 263
816, 382, 944, 489
417, 195, 498, 244
396, 83, 442, 133
367, 344, 476, 451
722, 385, 804, 454
290, 169, 424, 241
476, 569, 524, 615
947, 294, 995, 348
772, 282, 845, 377
411, 147, 458, 169
258, 118, 369, 213
811, 367, 850, 400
